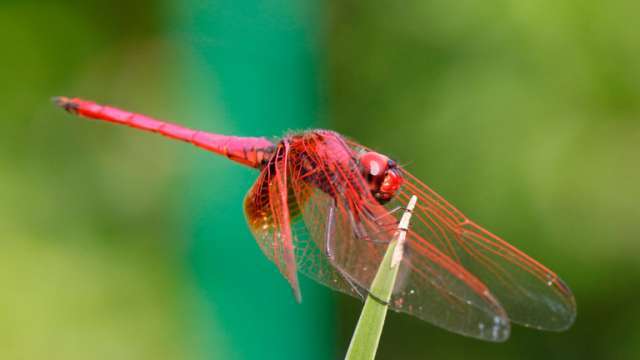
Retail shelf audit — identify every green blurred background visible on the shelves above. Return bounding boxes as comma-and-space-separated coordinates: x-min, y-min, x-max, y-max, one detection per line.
1, 0, 639, 359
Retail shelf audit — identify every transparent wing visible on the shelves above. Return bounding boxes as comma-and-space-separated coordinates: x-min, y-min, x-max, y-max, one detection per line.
288, 133, 511, 341
390, 170, 577, 330
244, 143, 301, 301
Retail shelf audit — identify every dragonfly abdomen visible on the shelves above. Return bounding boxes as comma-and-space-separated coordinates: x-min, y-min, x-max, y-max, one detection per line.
53, 96, 275, 168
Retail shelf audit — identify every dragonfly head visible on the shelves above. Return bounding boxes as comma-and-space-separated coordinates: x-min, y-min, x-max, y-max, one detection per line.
358, 151, 404, 203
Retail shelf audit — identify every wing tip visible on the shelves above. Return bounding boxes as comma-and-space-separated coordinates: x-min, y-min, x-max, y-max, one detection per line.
291, 281, 302, 303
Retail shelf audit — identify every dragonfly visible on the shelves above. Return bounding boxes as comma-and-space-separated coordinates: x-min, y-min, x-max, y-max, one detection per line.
53, 96, 576, 342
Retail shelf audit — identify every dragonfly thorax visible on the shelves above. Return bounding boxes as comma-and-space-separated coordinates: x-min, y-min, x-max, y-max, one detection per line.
358, 151, 403, 203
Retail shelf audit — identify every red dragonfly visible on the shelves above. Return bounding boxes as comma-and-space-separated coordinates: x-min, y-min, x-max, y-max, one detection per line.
54, 96, 576, 341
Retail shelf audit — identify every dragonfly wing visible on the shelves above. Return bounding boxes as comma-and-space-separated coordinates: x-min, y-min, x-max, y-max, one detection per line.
288, 202, 363, 299
244, 143, 301, 301
392, 169, 577, 331
288, 133, 511, 341
296, 186, 511, 341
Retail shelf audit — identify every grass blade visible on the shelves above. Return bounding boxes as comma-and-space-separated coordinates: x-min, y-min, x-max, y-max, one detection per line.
345, 195, 418, 360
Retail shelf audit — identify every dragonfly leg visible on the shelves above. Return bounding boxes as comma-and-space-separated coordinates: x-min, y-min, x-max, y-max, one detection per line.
347, 210, 390, 244
348, 204, 406, 245
368, 205, 403, 222
325, 200, 389, 305
352, 203, 419, 251
361, 204, 409, 230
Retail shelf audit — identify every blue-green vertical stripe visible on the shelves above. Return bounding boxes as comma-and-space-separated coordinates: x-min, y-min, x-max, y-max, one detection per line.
175, 1, 333, 359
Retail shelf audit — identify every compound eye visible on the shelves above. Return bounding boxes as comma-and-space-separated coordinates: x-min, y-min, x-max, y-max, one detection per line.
359, 152, 390, 179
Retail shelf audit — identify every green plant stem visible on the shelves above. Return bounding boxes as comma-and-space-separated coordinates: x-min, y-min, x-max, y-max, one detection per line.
345, 195, 418, 360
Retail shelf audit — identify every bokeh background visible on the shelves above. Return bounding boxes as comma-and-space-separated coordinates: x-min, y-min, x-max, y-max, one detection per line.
1, 0, 639, 359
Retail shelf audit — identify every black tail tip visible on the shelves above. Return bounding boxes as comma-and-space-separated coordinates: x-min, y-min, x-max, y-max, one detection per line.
52, 96, 78, 113
51, 96, 66, 106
